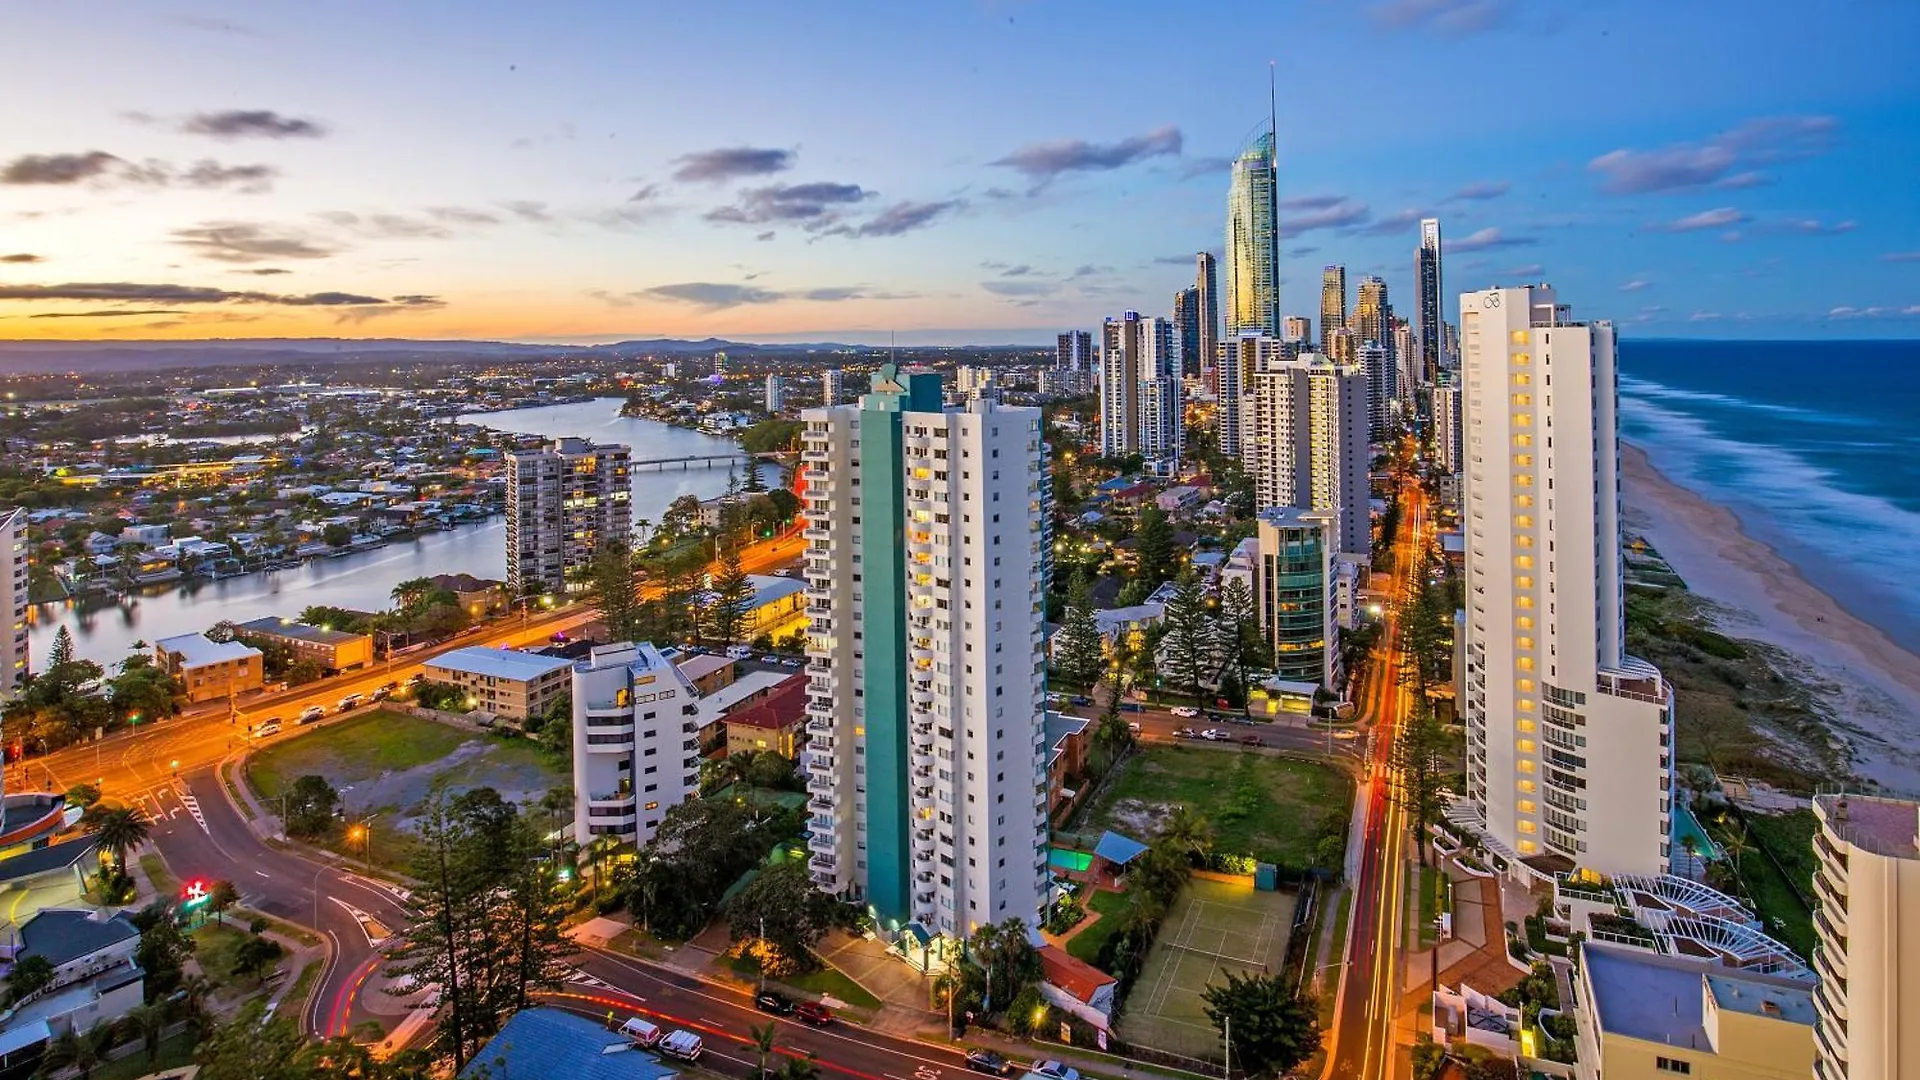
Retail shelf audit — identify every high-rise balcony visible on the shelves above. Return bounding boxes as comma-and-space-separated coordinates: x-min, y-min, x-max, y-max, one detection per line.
806, 718, 834, 738
806, 774, 835, 797
807, 832, 837, 854
807, 796, 835, 816
584, 732, 635, 754
803, 526, 830, 541
911, 749, 936, 771
806, 756, 834, 776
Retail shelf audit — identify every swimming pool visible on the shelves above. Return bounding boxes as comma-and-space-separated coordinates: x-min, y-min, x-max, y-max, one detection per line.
1673, 802, 1720, 861
1048, 848, 1093, 872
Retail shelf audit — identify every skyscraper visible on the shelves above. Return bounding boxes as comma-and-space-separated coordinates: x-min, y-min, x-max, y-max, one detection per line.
1, 507, 25, 700
1326, 325, 1356, 366
822, 368, 846, 407
1357, 343, 1393, 443
1254, 507, 1341, 688
1459, 284, 1671, 877
1352, 275, 1392, 349
1282, 315, 1311, 346
1319, 266, 1347, 355
1055, 330, 1093, 371
1100, 311, 1144, 456
1811, 792, 1920, 1080
1393, 319, 1419, 412
800, 366, 1048, 942
505, 437, 632, 595
765, 373, 786, 413
1138, 316, 1183, 469
1224, 133, 1279, 339
571, 641, 702, 848
1418, 219, 1444, 383
1195, 253, 1220, 376
1242, 352, 1370, 558
1219, 333, 1287, 465
1173, 286, 1202, 380
1433, 375, 1462, 474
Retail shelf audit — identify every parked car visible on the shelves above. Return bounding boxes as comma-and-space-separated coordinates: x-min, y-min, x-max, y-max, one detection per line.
370, 685, 391, 701
337, 693, 364, 712
406, 672, 425, 685
966, 1051, 1013, 1076
1127, 721, 1142, 734
619, 1017, 664, 1047
255, 718, 283, 738
1069, 695, 1093, 706
1170, 706, 1201, 718
298, 706, 325, 724
1032, 1061, 1081, 1080
658, 1031, 703, 1061
760, 654, 781, 664
1239, 734, 1262, 746
1174, 727, 1198, 739
754, 990, 795, 1015
1200, 728, 1229, 742
794, 1001, 834, 1026
780, 657, 802, 668
726, 644, 753, 660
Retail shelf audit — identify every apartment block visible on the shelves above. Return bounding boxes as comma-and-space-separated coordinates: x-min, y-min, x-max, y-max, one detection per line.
423, 645, 572, 721
1254, 508, 1340, 689
1811, 793, 1920, 1080
1241, 352, 1370, 559
1, 508, 24, 699
571, 641, 703, 847
505, 437, 632, 596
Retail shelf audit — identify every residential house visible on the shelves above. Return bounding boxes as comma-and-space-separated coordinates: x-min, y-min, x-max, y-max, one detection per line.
724, 675, 807, 758
674, 653, 736, 696
0, 908, 143, 1045
1038, 943, 1119, 1031
155, 633, 263, 704
458, 1006, 681, 1080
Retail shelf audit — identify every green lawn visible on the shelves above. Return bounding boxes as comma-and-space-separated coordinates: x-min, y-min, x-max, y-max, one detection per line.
139, 852, 178, 896
192, 921, 253, 987
726, 954, 883, 1010
93, 1033, 196, 1080
1703, 810, 1816, 960
285, 959, 320, 1013
1078, 746, 1354, 875
1065, 888, 1134, 964
247, 709, 470, 798
1415, 865, 1441, 947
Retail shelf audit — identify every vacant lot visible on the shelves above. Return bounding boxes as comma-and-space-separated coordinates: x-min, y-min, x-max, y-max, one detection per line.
246, 710, 568, 868
1081, 746, 1352, 875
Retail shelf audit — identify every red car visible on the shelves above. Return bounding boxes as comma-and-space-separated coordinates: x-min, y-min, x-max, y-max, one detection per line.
794, 1001, 834, 1026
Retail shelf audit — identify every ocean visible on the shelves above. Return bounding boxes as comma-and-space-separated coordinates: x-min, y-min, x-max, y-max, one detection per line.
1619, 339, 1920, 654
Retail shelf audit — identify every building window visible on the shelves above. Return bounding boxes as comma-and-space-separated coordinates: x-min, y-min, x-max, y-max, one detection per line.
1654, 1059, 1691, 1075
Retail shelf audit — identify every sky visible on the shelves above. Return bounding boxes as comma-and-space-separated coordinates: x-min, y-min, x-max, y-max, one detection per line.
2, 0, 1918, 345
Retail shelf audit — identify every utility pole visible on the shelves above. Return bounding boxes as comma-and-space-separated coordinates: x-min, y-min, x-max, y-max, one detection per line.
1224, 1013, 1232, 1080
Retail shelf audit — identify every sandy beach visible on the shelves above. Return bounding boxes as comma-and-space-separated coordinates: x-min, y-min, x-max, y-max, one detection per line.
1622, 442, 1920, 795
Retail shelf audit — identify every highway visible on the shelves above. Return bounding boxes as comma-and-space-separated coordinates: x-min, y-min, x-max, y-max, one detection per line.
1324, 476, 1426, 1080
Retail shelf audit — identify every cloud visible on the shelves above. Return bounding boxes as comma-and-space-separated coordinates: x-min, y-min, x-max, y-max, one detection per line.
631, 280, 903, 309
1778, 217, 1855, 235
991, 125, 1182, 186
1654, 207, 1749, 233
172, 223, 337, 263
1280, 195, 1370, 234
755, 231, 775, 242
1883, 252, 1920, 263
1588, 115, 1838, 195
177, 161, 277, 192
1501, 263, 1544, 277
233, 267, 291, 275
706, 182, 869, 227
168, 14, 259, 35
181, 109, 327, 139
1446, 227, 1536, 252
28, 309, 187, 319
628, 183, 661, 204
843, 199, 962, 238
1180, 156, 1234, 180
1, 253, 42, 264
1368, 0, 1511, 34
981, 280, 1058, 298
501, 200, 553, 223
316, 211, 453, 240
1288, 246, 1320, 257
1619, 279, 1648, 292
991, 264, 1034, 277
671, 147, 794, 184
426, 206, 503, 226
1688, 311, 1721, 322
0, 281, 429, 308
1, 151, 118, 185
1446, 180, 1510, 202
1828, 305, 1920, 320
1352, 207, 1432, 236
1153, 254, 1198, 266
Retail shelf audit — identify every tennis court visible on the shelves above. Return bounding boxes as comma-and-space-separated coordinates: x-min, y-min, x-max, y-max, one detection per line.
1119, 877, 1296, 1058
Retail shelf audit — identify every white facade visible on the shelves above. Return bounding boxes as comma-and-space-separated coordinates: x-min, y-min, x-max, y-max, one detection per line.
1138, 316, 1183, 470
822, 368, 846, 407
1811, 793, 1920, 1080
1460, 284, 1671, 878
1434, 378, 1463, 475
1358, 342, 1393, 444
1241, 352, 1370, 559
571, 641, 702, 848
2, 507, 26, 699
1218, 333, 1286, 465
765, 374, 786, 413
505, 437, 632, 595
800, 368, 1048, 939
1100, 312, 1143, 457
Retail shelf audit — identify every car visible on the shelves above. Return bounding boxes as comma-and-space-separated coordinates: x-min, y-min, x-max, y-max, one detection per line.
298, 706, 325, 724
760, 654, 782, 664
1069, 695, 1093, 706
255, 718, 283, 738
406, 672, 425, 685
657, 1031, 703, 1062
965, 1050, 1013, 1076
370, 686, 391, 701
1200, 728, 1229, 741
1173, 726, 1198, 739
780, 657, 802, 668
793, 1001, 834, 1026
1046, 693, 1067, 706
1332, 729, 1362, 740
754, 990, 795, 1015
1170, 706, 1201, 718
1127, 721, 1142, 734
726, 644, 753, 660
1032, 1061, 1081, 1080
337, 693, 363, 712
619, 1017, 664, 1047
1239, 734, 1262, 746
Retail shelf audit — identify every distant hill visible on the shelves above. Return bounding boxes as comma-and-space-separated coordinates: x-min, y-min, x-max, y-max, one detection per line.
0, 336, 891, 374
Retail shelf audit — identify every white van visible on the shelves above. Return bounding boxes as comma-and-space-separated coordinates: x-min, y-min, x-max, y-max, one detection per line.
725, 644, 752, 660
658, 1030, 703, 1061
618, 1016, 663, 1047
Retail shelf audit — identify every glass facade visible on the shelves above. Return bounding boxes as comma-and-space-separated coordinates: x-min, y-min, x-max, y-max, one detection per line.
1224, 133, 1279, 339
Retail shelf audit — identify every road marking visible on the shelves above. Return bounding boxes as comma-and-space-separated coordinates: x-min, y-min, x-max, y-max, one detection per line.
255, 870, 272, 879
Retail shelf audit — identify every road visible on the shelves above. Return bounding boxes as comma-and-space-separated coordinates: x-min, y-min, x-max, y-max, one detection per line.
1325, 477, 1427, 1080
146, 763, 417, 1038
27, 528, 806, 804
1052, 698, 1368, 763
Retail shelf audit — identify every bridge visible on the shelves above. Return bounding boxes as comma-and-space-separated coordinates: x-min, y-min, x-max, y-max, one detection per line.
628, 451, 787, 472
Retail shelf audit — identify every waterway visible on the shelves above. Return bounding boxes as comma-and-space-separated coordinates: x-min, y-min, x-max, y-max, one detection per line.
28, 398, 770, 667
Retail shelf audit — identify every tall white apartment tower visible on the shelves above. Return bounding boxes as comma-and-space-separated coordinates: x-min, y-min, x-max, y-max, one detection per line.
766, 374, 786, 413
800, 366, 1048, 943
1, 508, 27, 699
1218, 333, 1287, 465
1433, 376, 1463, 474
1357, 343, 1393, 444
505, 437, 632, 596
1810, 793, 1920, 1080
570, 641, 702, 847
1242, 353, 1370, 559
1099, 312, 1144, 457
822, 368, 846, 407
1138, 316, 1183, 470
1459, 284, 1672, 878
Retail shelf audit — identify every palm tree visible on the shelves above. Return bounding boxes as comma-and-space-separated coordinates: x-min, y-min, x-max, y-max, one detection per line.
750, 1022, 779, 1078
175, 973, 215, 1038
120, 1002, 168, 1068
1159, 805, 1215, 860
36, 1021, 116, 1080
1721, 822, 1752, 875
86, 805, 151, 870
775, 1053, 822, 1080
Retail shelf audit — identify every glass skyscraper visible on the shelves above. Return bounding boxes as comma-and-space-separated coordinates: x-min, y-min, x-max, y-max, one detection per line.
1224, 132, 1279, 339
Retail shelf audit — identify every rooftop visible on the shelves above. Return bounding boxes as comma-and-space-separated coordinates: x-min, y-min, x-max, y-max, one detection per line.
675, 652, 735, 683
458, 1006, 681, 1080
746, 573, 805, 610
1816, 793, 1920, 859
727, 677, 806, 731
1093, 830, 1149, 866
426, 646, 573, 683
1044, 711, 1090, 752
1582, 941, 1813, 1050
18, 908, 140, 968
1038, 943, 1116, 1004
697, 669, 803, 721
154, 632, 262, 668
235, 616, 367, 646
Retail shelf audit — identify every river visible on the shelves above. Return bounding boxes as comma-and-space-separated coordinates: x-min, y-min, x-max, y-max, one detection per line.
27, 399, 770, 667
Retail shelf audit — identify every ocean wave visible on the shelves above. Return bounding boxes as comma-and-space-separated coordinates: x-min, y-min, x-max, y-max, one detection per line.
1619, 374, 1863, 425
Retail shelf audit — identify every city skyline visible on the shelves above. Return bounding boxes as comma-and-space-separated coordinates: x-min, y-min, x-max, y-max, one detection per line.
0, 1, 1915, 344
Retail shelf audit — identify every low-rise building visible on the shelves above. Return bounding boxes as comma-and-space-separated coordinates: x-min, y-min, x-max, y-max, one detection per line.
422, 646, 573, 721
233, 616, 374, 673
675, 652, 736, 696
154, 632, 263, 704
457, 1006, 681, 1080
738, 574, 806, 640
1037, 943, 1118, 1031
0, 908, 144, 1044
1573, 940, 1815, 1080
1044, 712, 1091, 823
723, 675, 806, 759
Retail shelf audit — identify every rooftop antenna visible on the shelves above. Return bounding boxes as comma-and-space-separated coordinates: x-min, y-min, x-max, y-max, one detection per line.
1268, 60, 1278, 165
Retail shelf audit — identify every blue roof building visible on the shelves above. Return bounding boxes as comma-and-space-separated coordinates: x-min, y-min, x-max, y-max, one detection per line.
460, 1007, 682, 1080
1093, 830, 1149, 867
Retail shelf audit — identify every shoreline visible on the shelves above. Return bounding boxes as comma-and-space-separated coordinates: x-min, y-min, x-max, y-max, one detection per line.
1621, 441, 1920, 795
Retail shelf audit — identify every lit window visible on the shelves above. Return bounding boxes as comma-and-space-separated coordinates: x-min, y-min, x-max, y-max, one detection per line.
1516, 536, 1534, 549
1517, 718, 1537, 733
1514, 414, 1532, 427
1515, 556, 1534, 570
1512, 352, 1530, 364
1516, 674, 1534, 686
1517, 656, 1535, 672
1510, 331, 1530, 346
1513, 455, 1533, 468
1516, 596, 1534, 610
1512, 394, 1533, 407
1512, 372, 1532, 386
1515, 495, 1534, 509
1517, 739, 1536, 754
1517, 820, 1537, 833
1517, 697, 1535, 711
1518, 840, 1538, 853
1514, 515, 1533, 529
1515, 475, 1533, 487
1517, 779, 1537, 794
1513, 434, 1533, 448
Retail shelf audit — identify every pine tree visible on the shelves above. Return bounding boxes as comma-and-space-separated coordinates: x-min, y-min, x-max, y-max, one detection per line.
47, 626, 75, 670
1052, 570, 1105, 690
1134, 506, 1176, 586
1160, 571, 1211, 705
742, 459, 767, 493
706, 544, 754, 645
587, 538, 644, 644
1218, 575, 1261, 683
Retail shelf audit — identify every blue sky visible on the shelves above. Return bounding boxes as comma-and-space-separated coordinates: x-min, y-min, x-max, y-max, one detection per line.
1, 0, 1916, 344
